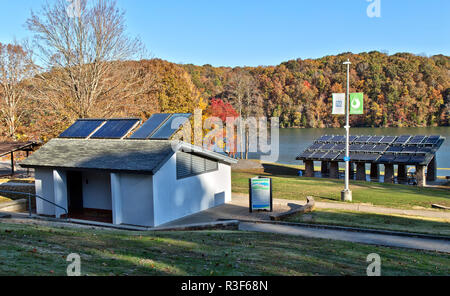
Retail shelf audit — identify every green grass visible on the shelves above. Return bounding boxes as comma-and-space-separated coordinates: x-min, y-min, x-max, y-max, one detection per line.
0, 222, 449, 276
285, 209, 450, 237
232, 170, 450, 209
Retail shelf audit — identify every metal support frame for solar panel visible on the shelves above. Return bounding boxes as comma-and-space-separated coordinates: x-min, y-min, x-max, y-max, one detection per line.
90, 119, 141, 139
129, 113, 172, 139
59, 119, 107, 139
149, 113, 192, 140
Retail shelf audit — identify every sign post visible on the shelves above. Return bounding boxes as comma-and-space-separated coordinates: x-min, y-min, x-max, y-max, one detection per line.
249, 177, 273, 212
341, 59, 353, 202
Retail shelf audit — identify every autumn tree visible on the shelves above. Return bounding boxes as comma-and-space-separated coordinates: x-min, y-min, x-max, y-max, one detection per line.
0, 42, 36, 139
27, 0, 146, 120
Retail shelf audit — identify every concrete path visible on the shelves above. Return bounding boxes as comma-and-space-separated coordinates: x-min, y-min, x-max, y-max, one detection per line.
239, 222, 450, 253
163, 194, 450, 228
234, 193, 450, 220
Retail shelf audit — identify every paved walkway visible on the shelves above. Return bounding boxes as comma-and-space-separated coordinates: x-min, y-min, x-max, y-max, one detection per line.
239, 222, 450, 253
163, 194, 450, 227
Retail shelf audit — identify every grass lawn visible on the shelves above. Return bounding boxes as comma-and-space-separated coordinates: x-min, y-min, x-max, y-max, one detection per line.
232, 166, 450, 209
0, 222, 449, 276
284, 209, 450, 237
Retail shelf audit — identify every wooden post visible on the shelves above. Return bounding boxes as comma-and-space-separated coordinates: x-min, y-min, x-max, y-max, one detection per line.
370, 163, 379, 179
356, 162, 366, 181
384, 164, 394, 183
304, 160, 314, 177
416, 165, 426, 187
10, 152, 14, 176
26, 150, 30, 176
329, 162, 339, 179
426, 156, 437, 182
397, 164, 407, 182
321, 161, 329, 176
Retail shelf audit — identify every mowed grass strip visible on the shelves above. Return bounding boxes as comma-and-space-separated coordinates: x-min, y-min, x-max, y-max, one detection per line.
284, 209, 450, 237
232, 170, 450, 209
0, 222, 449, 276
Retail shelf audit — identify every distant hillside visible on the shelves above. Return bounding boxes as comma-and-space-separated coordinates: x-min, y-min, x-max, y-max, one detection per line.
4, 52, 449, 141
182, 52, 449, 128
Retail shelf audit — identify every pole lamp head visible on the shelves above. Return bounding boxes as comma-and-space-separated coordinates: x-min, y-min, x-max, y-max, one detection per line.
343, 59, 351, 65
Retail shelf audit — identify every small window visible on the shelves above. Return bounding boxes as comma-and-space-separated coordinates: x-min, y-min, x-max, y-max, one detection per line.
176, 152, 218, 179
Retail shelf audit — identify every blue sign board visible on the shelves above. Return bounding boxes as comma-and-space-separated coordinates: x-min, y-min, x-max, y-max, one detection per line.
249, 177, 273, 212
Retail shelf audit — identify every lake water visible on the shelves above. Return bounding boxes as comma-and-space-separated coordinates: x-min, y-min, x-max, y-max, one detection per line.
249, 127, 450, 177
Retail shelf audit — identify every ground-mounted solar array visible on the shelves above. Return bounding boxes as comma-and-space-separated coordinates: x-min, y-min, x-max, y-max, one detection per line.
297, 134, 445, 166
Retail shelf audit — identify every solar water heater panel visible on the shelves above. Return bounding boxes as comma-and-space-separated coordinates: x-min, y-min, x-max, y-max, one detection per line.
59, 119, 105, 138
91, 119, 140, 139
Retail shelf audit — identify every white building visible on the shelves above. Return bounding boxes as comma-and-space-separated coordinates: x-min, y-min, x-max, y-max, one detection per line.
20, 138, 237, 227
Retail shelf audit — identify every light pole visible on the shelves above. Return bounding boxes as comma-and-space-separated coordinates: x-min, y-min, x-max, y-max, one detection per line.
341, 59, 352, 202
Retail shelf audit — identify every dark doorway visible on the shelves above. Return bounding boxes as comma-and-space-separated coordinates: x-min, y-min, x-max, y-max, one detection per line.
67, 171, 83, 212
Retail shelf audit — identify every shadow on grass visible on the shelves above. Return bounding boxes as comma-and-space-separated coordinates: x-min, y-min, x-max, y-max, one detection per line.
262, 163, 300, 176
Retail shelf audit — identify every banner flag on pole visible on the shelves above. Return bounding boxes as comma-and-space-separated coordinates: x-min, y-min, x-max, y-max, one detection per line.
332, 93, 345, 115
350, 93, 364, 114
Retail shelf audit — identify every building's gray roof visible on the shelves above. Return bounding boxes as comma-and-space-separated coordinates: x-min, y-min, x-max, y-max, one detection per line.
20, 138, 236, 174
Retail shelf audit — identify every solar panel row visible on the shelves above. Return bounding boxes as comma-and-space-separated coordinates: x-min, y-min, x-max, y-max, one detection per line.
299, 134, 443, 165
59, 119, 140, 139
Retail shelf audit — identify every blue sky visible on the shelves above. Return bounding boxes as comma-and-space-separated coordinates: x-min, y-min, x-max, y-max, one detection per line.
0, 0, 448, 67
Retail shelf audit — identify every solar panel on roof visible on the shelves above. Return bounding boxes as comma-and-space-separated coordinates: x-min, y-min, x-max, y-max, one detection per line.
364, 154, 381, 161
150, 113, 191, 139
91, 119, 140, 139
378, 154, 395, 163
323, 152, 340, 161
317, 135, 332, 142
394, 135, 411, 144
408, 135, 426, 145
379, 136, 396, 144
369, 136, 383, 143
394, 155, 411, 163
372, 144, 388, 152
410, 155, 427, 164
350, 144, 364, 151
355, 136, 371, 143
333, 144, 346, 151
313, 152, 328, 159
307, 143, 323, 150
320, 143, 335, 150
297, 150, 316, 159
416, 147, 432, 154
402, 146, 418, 153
424, 135, 440, 145
349, 135, 358, 142
361, 144, 375, 151
129, 114, 171, 139
330, 135, 346, 142
59, 119, 105, 138
386, 146, 403, 152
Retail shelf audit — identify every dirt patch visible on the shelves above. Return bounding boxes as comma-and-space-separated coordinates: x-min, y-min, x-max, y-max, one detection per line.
231, 159, 264, 171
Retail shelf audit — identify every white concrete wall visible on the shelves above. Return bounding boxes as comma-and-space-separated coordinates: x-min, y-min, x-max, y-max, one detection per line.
110, 173, 154, 227
53, 170, 68, 218
82, 172, 112, 210
34, 169, 55, 216
152, 153, 231, 226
